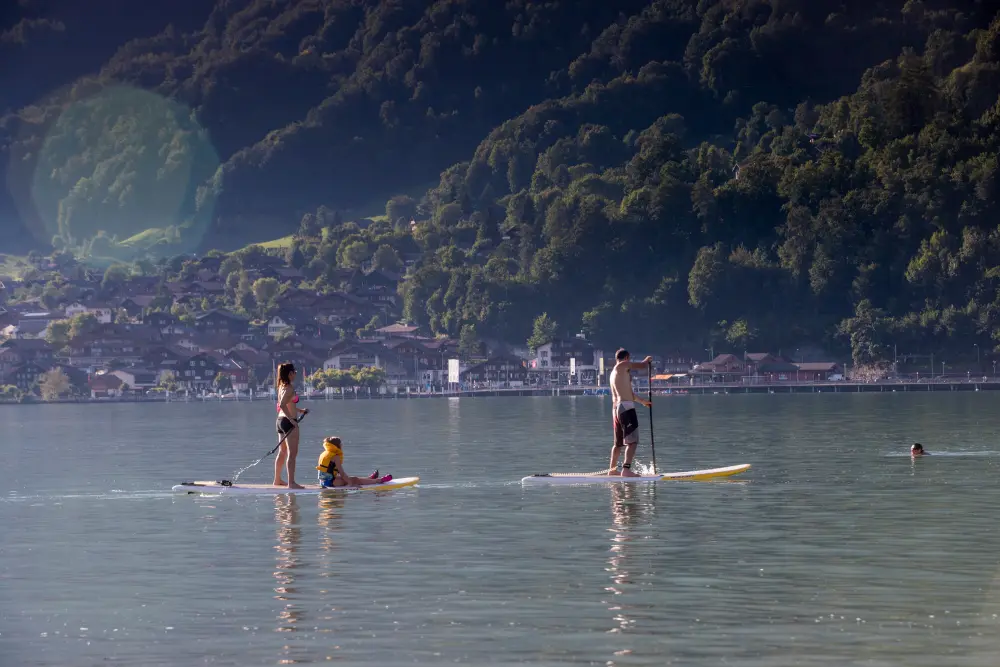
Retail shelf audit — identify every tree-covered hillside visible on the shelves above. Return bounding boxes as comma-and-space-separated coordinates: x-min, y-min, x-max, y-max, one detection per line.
3, 0, 999, 364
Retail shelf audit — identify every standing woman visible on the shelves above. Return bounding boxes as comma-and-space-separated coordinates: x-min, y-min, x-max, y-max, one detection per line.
274, 362, 308, 489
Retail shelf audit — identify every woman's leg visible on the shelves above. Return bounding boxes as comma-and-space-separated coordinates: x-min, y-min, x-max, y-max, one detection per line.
286, 428, 304, 489
332, 475, 381, 487
273, 441, 288, 486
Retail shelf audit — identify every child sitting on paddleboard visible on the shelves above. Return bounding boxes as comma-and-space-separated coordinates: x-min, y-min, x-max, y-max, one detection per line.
316, 436, 392, 488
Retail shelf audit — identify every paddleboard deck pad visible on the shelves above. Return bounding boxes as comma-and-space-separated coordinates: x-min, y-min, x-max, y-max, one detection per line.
521, 464, 750, 485
172, 476, 419, 495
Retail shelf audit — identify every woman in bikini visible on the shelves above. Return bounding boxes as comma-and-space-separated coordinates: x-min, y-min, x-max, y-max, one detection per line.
275, 362, 308, 488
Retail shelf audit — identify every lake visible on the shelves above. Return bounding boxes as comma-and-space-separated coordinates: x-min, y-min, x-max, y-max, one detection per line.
4, 393, 1000, 666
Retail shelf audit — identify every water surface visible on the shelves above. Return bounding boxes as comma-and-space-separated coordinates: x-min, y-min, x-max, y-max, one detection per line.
4, 393, 1000, 666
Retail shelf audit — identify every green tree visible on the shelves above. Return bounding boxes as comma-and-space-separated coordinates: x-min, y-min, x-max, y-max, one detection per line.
101, 264, 130, 293
386, 195, 418, 226
67, 312, 100, 340
458, 323, 481, 359
838, 300, 891, 366
372, 245, 402, 272
338, 241, 369, 269
213, 373, 233, 394
159, 370, 179, 392
299, 213, 321, 238
39, 368, 70, 401
219, 255, 242, 279
724, 319, 757, 350
527, 313, 558, 352
286, 240, 306, 269
251, 277, 280, 315
45, 319, 72, 347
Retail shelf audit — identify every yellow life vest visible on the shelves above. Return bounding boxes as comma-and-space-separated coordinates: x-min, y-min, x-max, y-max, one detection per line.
316, 441, 343, 474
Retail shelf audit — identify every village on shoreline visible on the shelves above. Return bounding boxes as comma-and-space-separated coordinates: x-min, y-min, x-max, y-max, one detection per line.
0, 248, 993, 406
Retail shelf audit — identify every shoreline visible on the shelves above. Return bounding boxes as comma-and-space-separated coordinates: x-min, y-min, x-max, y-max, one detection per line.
4, 379, 999, 405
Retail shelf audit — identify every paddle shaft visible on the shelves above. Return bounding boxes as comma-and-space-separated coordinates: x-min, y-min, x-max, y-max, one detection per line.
648, 364, 656, 475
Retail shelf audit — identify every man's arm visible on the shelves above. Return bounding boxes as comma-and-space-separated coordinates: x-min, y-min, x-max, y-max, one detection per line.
628, 356, 652, 371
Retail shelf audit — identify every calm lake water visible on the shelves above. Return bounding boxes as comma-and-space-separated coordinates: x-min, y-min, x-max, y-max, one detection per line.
4, 393, 1000, 666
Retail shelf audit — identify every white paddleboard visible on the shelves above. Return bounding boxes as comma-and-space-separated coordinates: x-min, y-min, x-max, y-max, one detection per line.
172, 476, 420, 495
521, 464, 750, 485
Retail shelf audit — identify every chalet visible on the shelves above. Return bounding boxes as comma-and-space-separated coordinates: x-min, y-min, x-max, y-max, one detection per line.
691, 354, 746, 383
193, 280, 225, 295
323, 342, 389, 371
89, 372, 123, 398
355, 287, 397, 309
121, 276, 161, 296
196, 255, 223, 273
267, 310, 319, 338
143, 311, 187, 335
330, 268, 360, 289
755, 361, 800, 382
195, 268, 218, 282
175, 333, 240, 356
14, 312, 57, 339
143, 345, 191, 371
310, 291, 369, 322
461, 354, 527, 387
166, 281, 194, 296
794, 362, 843, 382
117, 295, 159, 318
195, 309, 249, 336
382, 338, 447, 378
64, 302, 114, 323
275, 267, 305, 285
532, 338, 604, 372
354, 269, 400, 293
175, 353, 221, 390
111, 367, 160, 391
63, 333, 147, 368
280, 288, 321, 309
226, 348, 272, 388
243, 254, 285, 271
100, 322, 162, 342
0, 347, 19, 376
3, 361, 47, 392
374, 323, 422, 340
658, 352, 699, 373
1, 339, 55, 366
267, 336, 329, 371
216, 358, 250, 391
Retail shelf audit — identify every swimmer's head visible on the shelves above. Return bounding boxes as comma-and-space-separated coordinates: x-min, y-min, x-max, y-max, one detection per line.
911, 443, 925, 456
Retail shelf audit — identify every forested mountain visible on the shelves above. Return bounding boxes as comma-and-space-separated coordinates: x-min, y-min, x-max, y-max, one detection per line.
2, 0, 999, 363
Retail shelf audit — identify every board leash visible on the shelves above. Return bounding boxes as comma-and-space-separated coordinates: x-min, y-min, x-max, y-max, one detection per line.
226, 411, 309, 484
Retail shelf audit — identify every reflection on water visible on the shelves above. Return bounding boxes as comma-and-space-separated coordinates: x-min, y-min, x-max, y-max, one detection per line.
604, 483, 657, 664
273, 494, 303, 664
9, 395, 1000, 666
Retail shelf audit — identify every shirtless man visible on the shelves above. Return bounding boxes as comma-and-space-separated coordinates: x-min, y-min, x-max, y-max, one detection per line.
608, 348, 652, 477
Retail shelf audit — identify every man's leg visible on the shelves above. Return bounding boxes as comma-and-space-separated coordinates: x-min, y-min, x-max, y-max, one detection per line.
621, 441, 639, 477
609, 414, 624, 474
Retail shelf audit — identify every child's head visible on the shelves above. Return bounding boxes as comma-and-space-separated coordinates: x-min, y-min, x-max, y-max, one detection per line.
911, 443, 924, 455
323, 436, 342, 454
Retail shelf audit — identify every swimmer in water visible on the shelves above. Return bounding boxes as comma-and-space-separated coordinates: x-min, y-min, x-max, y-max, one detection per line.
911, 443, 928, 457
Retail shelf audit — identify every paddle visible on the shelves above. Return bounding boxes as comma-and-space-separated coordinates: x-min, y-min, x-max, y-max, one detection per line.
648, 364, 656, 475
223, 411, 308, 486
